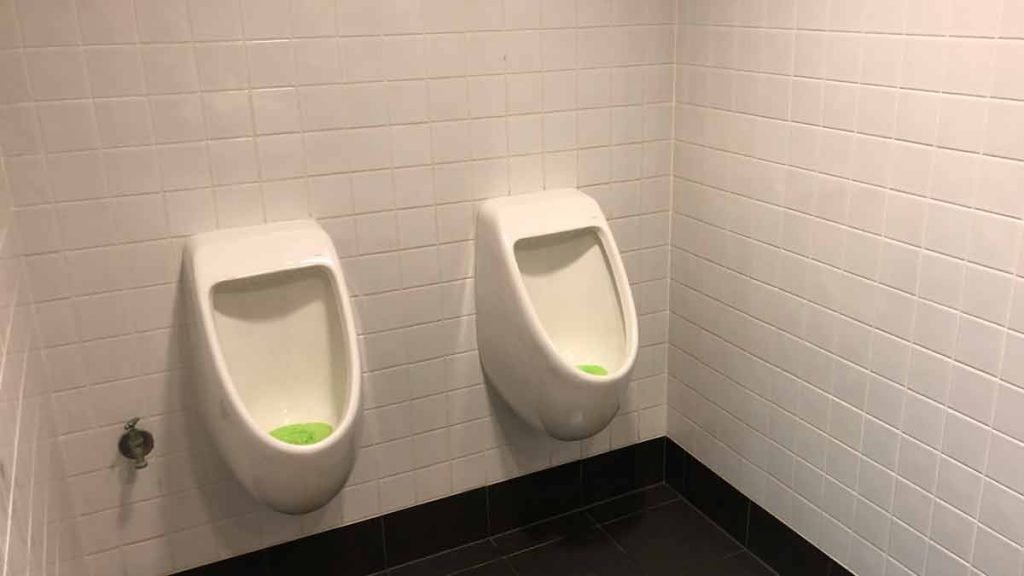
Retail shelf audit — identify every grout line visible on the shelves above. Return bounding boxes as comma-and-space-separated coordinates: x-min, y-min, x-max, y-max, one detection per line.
743, 496, 752, 546
484, 475, 493, 540
722, 549, 782, 576
378, 513, 390, 573
592, 517, 629, 555
661, 463, 761, 566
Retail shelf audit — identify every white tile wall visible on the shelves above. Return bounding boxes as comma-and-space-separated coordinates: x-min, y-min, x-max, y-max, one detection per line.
0, 1, 675, 575
0, 159, 54, 576
669, 1, 1024, 575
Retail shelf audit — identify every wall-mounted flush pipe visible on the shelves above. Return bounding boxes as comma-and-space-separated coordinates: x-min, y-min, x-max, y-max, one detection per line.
118, 417, 154, 469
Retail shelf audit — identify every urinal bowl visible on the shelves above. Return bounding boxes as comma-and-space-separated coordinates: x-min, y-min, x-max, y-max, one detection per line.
476, 190, 639, 441
186, 222, 362, 514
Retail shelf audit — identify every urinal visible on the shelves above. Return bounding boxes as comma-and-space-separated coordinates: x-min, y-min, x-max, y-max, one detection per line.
475, 189, 639, 440
185, 221, 361, 514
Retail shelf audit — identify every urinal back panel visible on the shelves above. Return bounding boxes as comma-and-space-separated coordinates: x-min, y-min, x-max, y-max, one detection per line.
211, 265, 348, 432
514, 228, 627, 373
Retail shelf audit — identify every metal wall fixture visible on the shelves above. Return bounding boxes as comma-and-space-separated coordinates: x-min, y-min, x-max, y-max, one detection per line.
118, 417, 154, 469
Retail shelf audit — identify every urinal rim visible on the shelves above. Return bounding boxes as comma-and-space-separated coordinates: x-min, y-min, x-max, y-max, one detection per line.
503, 222, 640, 385
195, 260, 362, 455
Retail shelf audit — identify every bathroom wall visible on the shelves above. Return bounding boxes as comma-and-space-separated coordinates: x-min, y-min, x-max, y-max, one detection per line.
0, 159, 54, 576
0, 0, 676, 574
669, 1, 1024, 575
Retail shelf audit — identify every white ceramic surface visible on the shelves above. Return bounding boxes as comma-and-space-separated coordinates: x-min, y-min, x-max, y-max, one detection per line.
475, 189, 639, 440
185, 220, 361, 514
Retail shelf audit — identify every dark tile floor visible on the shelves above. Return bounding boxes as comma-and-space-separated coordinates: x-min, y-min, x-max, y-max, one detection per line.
382, 484, 777, 576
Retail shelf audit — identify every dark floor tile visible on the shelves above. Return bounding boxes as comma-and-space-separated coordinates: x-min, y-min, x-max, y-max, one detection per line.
581, 438, 665, 504
506, 525, 642, 576
492, 511, 594, 556
383, 489, 489, 566
389, 540, 500, 576
708, 552, 778, 576
746, 504, 830, 576
175, 551, 269, 576
680, 455, 750, 543
665, 439, 689, 494
487, 461, 582, 533
266, 518, 385, 576
828, 560, 855, 576
585, 484, 679, 524
601, 500, 741, 576
454, 558, 518, 576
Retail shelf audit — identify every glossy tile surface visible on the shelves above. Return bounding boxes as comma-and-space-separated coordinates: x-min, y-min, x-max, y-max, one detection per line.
746, 504, 831, 576
384, 488, 489, 565
393, 485, 777, 576
389, 541, 501, 576
266, 518, 387, 576
488, 461, 583, 534
581, 437, 666, 504
676, 451, 750, 543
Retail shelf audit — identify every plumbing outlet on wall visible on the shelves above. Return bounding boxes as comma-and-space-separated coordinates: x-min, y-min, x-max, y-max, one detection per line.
117, 417, 154, 470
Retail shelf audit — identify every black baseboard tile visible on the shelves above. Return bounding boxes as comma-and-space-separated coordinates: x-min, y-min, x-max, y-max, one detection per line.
266, 517, 386, 576
486, 460, 583, 534
747, 503, 831, 576
388, 540, 500, 576
664, 437, 689, 494
383, 488, 489, 566
176, 550, 269, 576
680, 454, 751, 544
580, 437, 665, 504
828, 559, 855, 576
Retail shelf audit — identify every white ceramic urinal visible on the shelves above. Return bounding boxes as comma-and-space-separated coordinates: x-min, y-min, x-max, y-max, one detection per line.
185, 221, 361, 514
476, 189, 639, 440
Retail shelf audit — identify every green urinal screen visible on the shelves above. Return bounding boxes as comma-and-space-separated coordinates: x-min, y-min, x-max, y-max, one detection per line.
577, 364, 608, 376
269, 422, 334, 445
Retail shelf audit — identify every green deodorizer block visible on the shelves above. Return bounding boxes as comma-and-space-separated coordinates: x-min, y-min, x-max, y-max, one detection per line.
269, 422, 334, 445
577, 364, 608, 376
